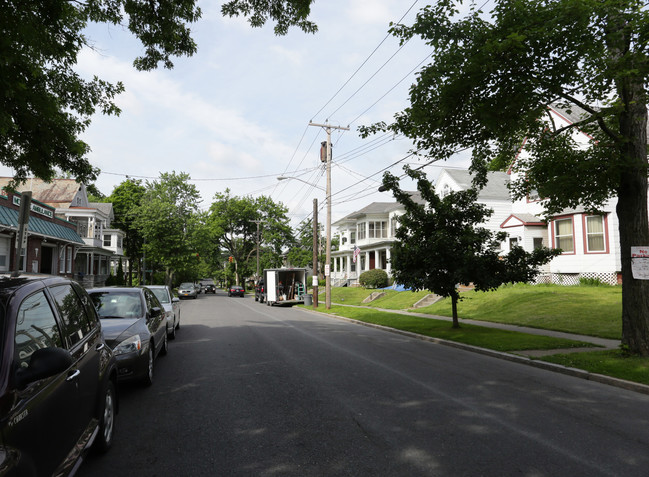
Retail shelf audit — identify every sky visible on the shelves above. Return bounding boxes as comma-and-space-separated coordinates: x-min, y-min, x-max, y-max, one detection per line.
18, 0, 473, 225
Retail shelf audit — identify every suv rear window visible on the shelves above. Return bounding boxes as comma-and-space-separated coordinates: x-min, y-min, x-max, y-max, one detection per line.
14, 291, 63, 369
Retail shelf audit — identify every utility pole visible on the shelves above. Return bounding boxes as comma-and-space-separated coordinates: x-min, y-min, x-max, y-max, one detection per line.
309, 121, 349, 309
312, 198, 318, 308
251, 219, 265, 282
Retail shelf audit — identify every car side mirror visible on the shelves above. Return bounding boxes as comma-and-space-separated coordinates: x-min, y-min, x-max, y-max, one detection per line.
150, 306, 162, 318
14, 347, 73, 389
172, 297, 180, 303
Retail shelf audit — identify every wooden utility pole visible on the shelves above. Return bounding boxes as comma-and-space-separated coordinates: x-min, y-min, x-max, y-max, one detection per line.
312, 198, 318, 308
309, 121, 349, 309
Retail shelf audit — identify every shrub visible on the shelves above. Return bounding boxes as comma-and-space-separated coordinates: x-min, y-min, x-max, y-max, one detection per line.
579, 276, 609, 287
359, 269, 388, 288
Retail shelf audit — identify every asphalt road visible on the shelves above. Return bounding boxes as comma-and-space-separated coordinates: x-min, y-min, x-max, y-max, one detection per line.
79, 289, 649, 477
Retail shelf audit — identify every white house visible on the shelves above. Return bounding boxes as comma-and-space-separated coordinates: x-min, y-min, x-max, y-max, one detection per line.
331, 105, 625, 287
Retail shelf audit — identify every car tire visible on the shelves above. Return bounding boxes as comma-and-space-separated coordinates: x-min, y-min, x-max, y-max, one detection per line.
161, 332, 169, 356
168, 323, 176, 340
193, 295, 197, 299
142, 346, 154, 387
94, 380, 116, 454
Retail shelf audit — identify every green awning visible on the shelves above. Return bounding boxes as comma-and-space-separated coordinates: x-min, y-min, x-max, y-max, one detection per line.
0, 205, 84, 244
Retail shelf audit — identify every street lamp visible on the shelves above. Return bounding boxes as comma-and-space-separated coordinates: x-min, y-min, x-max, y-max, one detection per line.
277, 176, 325, 191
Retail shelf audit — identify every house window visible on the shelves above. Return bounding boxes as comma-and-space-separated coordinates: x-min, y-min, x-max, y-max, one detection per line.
357, 223, 366, 240
391, 217, 399, 237
103, 234, 112, 247
585, 215, 606, 252
117, 236, 122, 248
368, 221, 387, 239
533, 237, 544, 249
554, 218, 574, 253
509, 237, 519, 250
67, 246, 72, 273
59, 246, 66, 273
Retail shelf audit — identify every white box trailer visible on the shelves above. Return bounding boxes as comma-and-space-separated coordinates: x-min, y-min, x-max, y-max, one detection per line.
263, 268, 308, 306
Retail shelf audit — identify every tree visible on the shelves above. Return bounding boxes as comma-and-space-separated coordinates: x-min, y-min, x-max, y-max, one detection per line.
1, 0, 316, 186
361, 0, 649, 355
208, 190, 293, 285
133, 172, 202, 286
382, 167, 558, 328
107, 179, 146, 286
287, 218, 319, 268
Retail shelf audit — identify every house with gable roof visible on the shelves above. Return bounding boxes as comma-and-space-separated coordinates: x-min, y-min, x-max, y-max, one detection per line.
0, 188, 84, 275
501, 104, 623, 285
0, 178, 127, 287
331, 103, 626, 287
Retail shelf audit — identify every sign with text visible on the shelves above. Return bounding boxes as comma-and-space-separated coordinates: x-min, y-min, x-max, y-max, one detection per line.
631, 247, 649, 279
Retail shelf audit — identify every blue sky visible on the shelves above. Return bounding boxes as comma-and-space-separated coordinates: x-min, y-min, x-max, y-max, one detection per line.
25, 1, 472, 224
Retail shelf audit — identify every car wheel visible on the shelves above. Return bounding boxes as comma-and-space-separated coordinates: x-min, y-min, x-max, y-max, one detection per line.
193, 295, 197, 299
94, 380, 116, 454
161, 332, 169, 356
142, 346, 154, 386
168, 323, 176, 340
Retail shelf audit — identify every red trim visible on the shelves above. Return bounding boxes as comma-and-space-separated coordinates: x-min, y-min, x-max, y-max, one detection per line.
551, 215, 576, 255
582, 214, 610, 254
500, 214, 545, 228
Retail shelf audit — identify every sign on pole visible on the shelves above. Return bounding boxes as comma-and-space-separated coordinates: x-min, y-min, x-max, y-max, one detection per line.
631, 247, 649, 279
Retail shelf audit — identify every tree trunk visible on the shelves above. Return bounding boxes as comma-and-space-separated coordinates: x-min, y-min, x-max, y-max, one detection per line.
451, 292, 460, 328
617, 92, 649, 356
607, 12, 649, 355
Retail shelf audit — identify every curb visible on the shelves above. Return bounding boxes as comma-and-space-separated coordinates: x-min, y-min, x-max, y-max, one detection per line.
302, 308, 649, 396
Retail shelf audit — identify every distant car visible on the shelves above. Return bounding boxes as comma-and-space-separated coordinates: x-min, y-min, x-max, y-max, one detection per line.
178, 282, 197, 299
255, 280, 265, 303
89, 287, 168, 386
204, 283, 216, 294
195, 283, 203, 294
0, 275, 118, 476
228, 285, 245, 297
147, 285, 181, 339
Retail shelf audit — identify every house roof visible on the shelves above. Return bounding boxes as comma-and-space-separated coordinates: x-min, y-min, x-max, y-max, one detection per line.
440, 169, 511, 200
0, 177, 83, 208
89, 202, 114, 218
333, 191, 424, 225
0, 205, 84, 244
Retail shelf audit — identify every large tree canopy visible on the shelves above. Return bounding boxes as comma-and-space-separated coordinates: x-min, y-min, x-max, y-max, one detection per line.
0, 0, 316, 185
361, 0, 649, 355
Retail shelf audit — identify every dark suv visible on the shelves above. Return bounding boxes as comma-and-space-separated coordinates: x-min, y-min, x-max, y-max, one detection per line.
254, 280, 265, 303
0, 275, 119, 476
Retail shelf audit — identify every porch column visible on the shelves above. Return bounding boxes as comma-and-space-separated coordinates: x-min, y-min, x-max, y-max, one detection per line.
386, 247, 392, 276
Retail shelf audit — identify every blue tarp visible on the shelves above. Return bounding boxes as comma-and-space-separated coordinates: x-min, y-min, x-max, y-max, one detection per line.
380, 283, 411, 292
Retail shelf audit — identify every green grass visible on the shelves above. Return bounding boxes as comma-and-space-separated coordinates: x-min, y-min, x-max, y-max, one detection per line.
312, 305, 597, 352
540, 350, 649, 385
416, 284, 622, 339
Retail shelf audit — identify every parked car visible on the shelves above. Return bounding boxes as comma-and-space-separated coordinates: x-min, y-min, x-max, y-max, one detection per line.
0, 275, 118, 476
255, 280, 265, 303
195, 283, 203, 294
89, 287, 168, 386
178, 282, 197, 299
228, 285, 245, 297
147, 285, 181, 339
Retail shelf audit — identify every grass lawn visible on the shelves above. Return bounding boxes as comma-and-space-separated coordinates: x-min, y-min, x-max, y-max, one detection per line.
540, 350, 649, 386
311, 305, 597, 352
